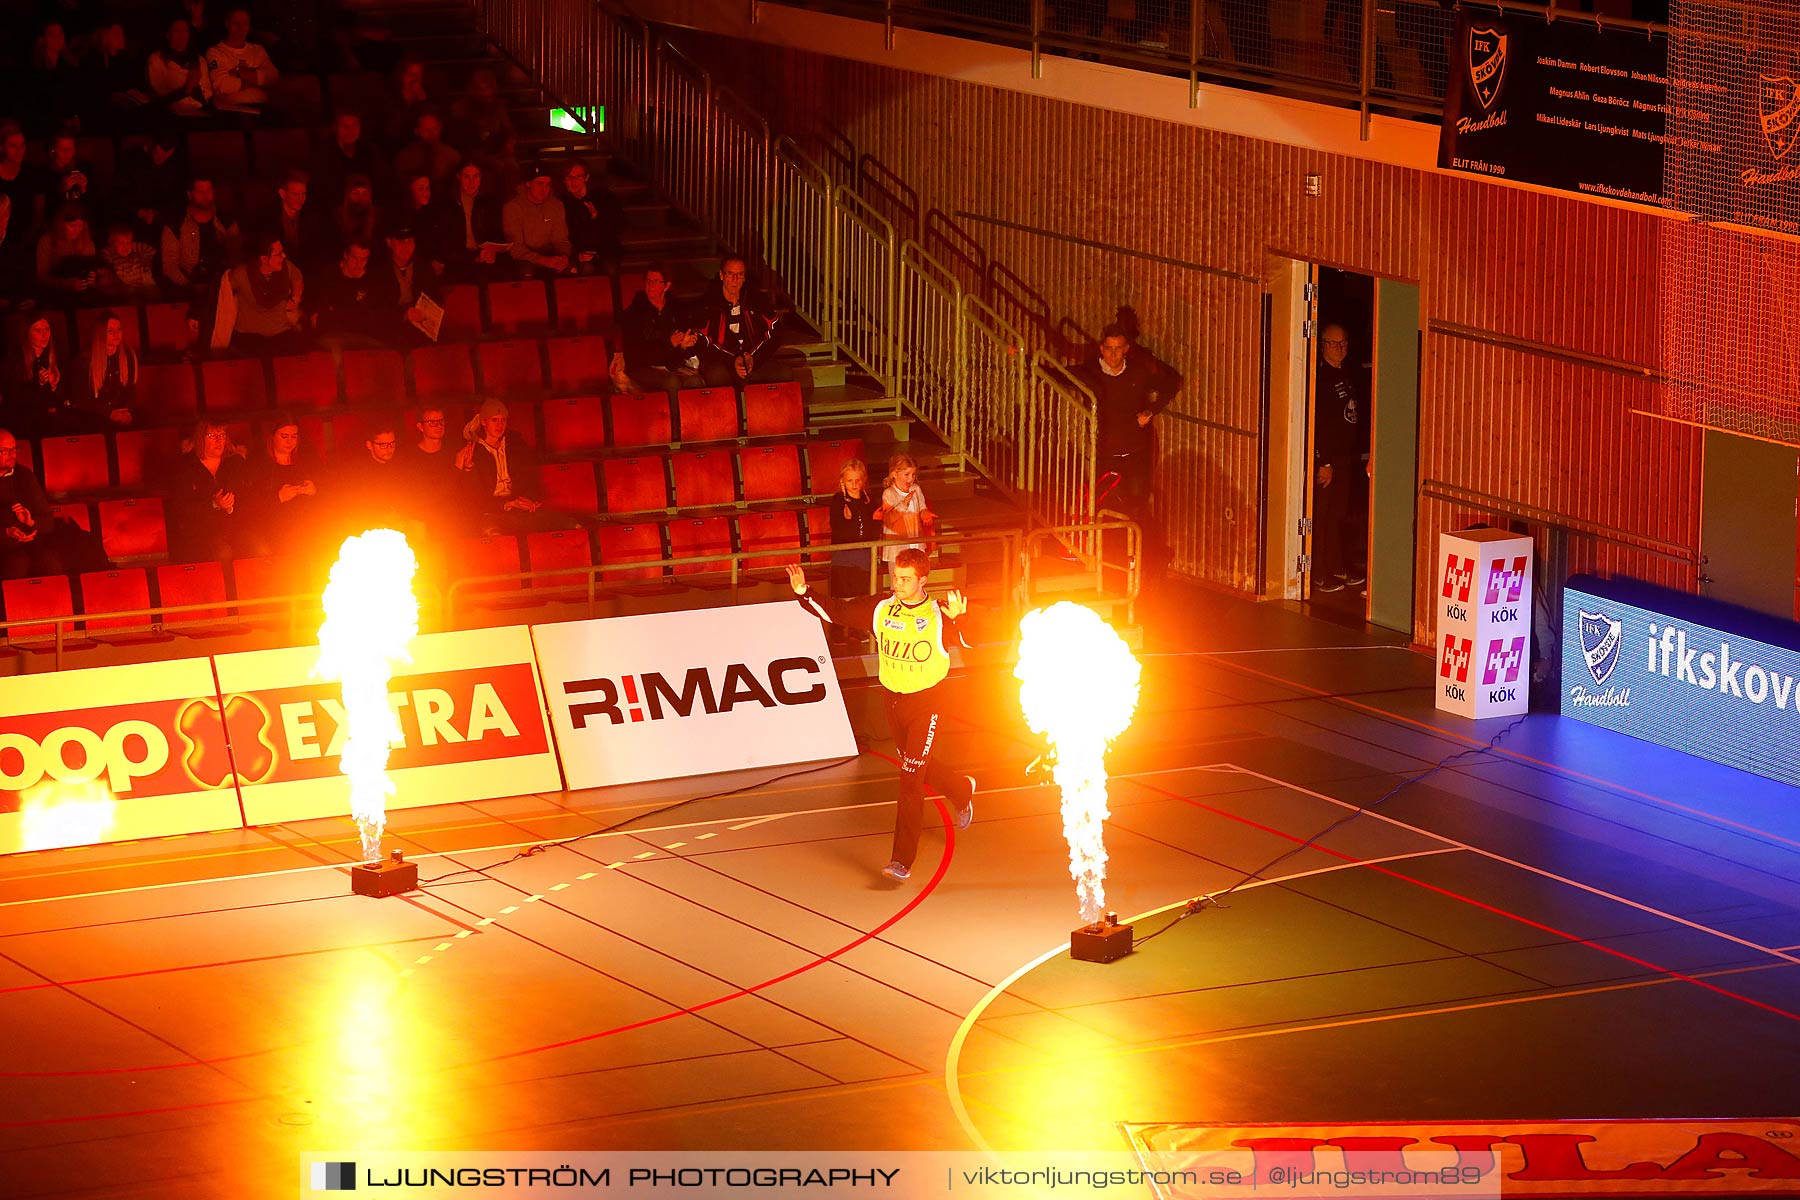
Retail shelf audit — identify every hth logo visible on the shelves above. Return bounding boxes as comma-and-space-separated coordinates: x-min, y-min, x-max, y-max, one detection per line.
1441, 555, 1474, 603
1485, 556, 1528, 605
565, 659, 827, 727
1482, 636, 1526, 686
1440, 635, 1473, 684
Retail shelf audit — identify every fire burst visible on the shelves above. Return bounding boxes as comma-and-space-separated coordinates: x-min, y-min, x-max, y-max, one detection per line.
316, 529, 419, 863
1015, 602, 1141, 925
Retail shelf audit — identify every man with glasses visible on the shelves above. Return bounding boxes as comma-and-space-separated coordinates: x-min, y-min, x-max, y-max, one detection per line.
0, 428, 65, 580
693, 256, 785, 386
1311, 323, 1370, 595
616, 261, 701, 395
335, 414, 417, 535
560, 158, 622, 276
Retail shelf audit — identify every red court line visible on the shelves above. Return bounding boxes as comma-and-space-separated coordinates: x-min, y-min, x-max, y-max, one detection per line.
1133, 774, 1800, 1025
1207, 655, 1800, 852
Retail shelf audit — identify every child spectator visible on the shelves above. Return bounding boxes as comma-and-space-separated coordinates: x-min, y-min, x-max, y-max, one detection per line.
85, 311, 138, 428
99, 224, 160, 301
879, 452, 935, 569
828, 457, 881, 647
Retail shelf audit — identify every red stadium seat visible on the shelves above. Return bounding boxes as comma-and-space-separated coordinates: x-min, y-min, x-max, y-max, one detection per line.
138, 362, 200, 420
803, 504, 836, 564
439, 284, 483, 340
343, 348, 406, 406
739, 445, 803, 503
608, 392, 672, 450
187, 130, 248, 179
3, 575, 75, 643
553, 274, 614, 332
676, 387, 740, 443
75, 306, 142, 357
738, 511, 802, 569
456, 535, 523, 594
79, 568, 153, 635
526, 528, 593, 594
252, 128, 312, 177
805, 437, 866, 493
743, 381, 805, 437
114, 427, 181, 491
144, 302, 193, 356
667, 516, 733, 576
601, 456, 669, 514
539, 461, 599, 515
201, 356, 269, 415
541, 395, 608, 456
156, 561, 229, 627
502, 398, 539, 445
38, 435, 110, 497
272, 351, 340, 411
596, 522, 666, 581
546, 334, 608, 395
476, 338, 546, 396
99, 496, 168, 560
670, 450, 735, 508
486, 279, 551, 334
49, 501, 92, 532
410, 343, 475, 403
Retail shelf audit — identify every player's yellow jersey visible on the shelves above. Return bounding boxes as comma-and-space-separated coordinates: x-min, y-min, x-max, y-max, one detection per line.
874, 596, 951, 694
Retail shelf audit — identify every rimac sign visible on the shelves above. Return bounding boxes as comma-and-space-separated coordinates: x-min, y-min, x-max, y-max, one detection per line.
1561, 575, 1800, 787
533, 602, 857, 788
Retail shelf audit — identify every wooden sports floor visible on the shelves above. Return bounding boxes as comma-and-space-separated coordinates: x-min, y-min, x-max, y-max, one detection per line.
4, 582, 1798, 1197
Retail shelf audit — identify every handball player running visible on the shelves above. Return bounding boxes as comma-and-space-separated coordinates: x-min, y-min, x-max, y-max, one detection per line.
787, 550, 975, 881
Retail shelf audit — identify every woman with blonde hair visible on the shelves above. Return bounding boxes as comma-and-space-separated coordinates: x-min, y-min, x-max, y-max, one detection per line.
86, 311, 138, 428
826, 457, 881, 647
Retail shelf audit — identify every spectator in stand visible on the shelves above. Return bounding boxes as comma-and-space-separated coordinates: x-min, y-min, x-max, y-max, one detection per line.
98, 223, 160, 301
43, 132, 92, 213
404, 405, 458, 509
0, 427, 65, 580
878, 452, 934, 571
615, 264, 700, 394
397, 172, 452, 274
393, 111, 459, 189
371, 225, 438, 344
270, 169, 333, 273
7, 315, 75, 437
118, 130, 187, 238
212, 232, 304, 352
310, 236, 384, 348
502, 163, 570, 279
313, 111, 387, 214
161, 175, 240, 336
85, 23, 147, 119
560, 158, 621, 276
167, 419, 262, 561
0, 124, 45, 231
335, 412, 418, 533
147, 18, 211, 118
84, 311, 138, 428
435, 160, 504, 282
383, 57, 433, 151
205, 6, 278, 114
243, 412, 321, 550
1073, 319, 1181, 563
0, 195, 34, 308
35, 204, 98, 299
827, 456, 880, 648
332, 174, 380, 250
454, 397, 552, 534
693, 256, 785, 386
451, 67, 517, 184
27, 24, 82, 130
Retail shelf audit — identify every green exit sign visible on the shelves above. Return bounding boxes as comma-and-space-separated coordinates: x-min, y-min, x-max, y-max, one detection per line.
550, 106, 604, 133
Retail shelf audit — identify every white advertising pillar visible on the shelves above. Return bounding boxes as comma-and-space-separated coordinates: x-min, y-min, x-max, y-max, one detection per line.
1435, 529, 1533, 719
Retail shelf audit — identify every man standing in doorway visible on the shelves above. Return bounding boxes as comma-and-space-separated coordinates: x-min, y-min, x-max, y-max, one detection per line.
787, 554, 975, 883
1312, 323, 1370, 594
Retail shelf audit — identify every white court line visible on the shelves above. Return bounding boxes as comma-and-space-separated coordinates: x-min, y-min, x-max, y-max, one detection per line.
1206, 763, 1800, 969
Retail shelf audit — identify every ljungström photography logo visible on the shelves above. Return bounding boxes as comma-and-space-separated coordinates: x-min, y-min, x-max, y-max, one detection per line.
311, 1162, 356, 1191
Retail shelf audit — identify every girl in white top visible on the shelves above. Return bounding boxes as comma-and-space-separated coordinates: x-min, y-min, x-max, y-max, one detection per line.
878, 451, 935, 563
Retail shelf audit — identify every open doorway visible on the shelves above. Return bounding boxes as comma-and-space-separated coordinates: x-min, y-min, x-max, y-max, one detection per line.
1263, 259, 1419, 633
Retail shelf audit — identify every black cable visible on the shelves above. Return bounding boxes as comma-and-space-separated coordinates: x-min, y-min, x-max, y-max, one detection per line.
1129, 714, 1529, 948
415, 752, 860, 886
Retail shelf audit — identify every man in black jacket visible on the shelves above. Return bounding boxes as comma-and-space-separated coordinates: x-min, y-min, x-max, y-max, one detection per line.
0, 427, 65, 579
1311, 323, 1370, 593
692, 257, 786, 386
616, 263, 701, 394
1074, 322, 1183, 532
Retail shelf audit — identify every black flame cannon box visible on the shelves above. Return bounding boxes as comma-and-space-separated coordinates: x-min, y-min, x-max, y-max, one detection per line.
351, 855, 419, 898
1071, 918, 1134, 963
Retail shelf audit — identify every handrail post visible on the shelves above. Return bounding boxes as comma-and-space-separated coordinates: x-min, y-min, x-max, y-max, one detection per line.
1030, 0, 1043, 79
1189, 0, 1205, 107
1359, 0, 1375, 140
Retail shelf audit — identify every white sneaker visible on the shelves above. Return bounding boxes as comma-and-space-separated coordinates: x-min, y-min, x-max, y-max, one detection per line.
880, 860, 911, 881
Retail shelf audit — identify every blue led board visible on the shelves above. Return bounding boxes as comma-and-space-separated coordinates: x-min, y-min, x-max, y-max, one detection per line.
1562, 575, 1800, 788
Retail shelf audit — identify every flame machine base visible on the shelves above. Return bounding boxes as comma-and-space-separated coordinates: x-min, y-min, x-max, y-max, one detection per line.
1070, 915, 1134, 963
350, 852, 418, 898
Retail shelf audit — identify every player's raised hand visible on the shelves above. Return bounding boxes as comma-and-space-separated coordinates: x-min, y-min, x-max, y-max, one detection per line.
944, 589, 967, 618
785, 564, 808, 595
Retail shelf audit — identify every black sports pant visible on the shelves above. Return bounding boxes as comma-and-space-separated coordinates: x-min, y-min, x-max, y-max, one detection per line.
884, 686, 974, 869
